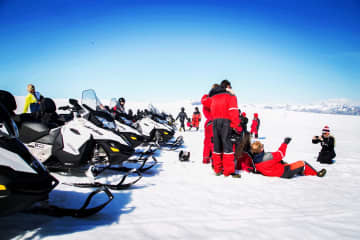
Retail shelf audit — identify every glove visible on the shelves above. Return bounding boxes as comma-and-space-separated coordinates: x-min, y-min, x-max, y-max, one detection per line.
284, 137, 292, 144
234, 126, 242, 134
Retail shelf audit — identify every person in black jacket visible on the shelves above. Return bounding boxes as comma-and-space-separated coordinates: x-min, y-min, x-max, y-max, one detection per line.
176, 107, 190, 132
240, 111, 248, 133
312, 125, 336, 164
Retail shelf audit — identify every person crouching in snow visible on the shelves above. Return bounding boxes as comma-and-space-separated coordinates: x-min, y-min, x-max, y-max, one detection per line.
234, 131, 254, 172
191, 107, 201, 131
208, 79, 242, 177
201, 84, 218, 164
250, 138, 327, 178
176, 107, 190, 132
312, 125, 336, 164
250, 113, 260, 138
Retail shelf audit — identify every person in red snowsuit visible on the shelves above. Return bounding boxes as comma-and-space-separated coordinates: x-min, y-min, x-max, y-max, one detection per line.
191, 107, 201, 131
205, 80, 242, 177
201, 92, 213, 164
250, 138, 327, 178
250, 113, 260, 138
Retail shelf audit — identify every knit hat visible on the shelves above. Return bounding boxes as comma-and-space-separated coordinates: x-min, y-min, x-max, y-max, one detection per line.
254, 113, 258, 118
322, 125, 330, 133
242, 112, 246, 117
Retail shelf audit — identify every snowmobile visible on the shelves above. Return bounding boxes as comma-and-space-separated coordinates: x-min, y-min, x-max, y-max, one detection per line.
2, 90, 143, 190
79, 90, 157, 172
0, 99, 113, 218
109, 98, 175, 144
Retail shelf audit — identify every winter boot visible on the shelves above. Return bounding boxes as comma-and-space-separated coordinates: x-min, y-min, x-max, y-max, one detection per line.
231, 173, 241, 178
317, 169, 327, 177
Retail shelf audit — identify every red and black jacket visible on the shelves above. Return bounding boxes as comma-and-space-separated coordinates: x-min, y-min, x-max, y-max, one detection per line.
208, 86, 241, 129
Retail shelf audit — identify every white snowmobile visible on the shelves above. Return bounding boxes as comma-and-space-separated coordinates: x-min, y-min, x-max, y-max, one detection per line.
110, 100, 182, 149
0, 98, 113, 218
3, 90, 143, 190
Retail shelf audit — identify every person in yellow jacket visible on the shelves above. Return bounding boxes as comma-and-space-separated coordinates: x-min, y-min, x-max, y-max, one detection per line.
23, 84, 43, 113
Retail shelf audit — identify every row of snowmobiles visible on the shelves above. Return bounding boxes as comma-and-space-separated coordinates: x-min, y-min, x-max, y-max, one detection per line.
0, 89, 183, 218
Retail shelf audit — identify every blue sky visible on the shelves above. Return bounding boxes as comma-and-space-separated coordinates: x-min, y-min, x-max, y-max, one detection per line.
0, 0, 359, 104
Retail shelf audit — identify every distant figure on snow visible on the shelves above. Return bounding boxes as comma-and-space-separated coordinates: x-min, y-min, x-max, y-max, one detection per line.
240, 111, 248, 133
312, 125, 336, 164
190, 107, 201, 131
176, 107, 190, 132
250, 138, 327, 178
250, 113, 260, 138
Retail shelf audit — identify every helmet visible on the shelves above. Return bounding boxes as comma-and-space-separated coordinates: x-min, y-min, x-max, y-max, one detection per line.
181, 107, 185, 111
179, 150, 190, 161
118, 97, 125, 103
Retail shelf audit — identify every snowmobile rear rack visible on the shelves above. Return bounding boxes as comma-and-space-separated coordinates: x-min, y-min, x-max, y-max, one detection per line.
65, 168, 143, 190
26, 186, 113, 218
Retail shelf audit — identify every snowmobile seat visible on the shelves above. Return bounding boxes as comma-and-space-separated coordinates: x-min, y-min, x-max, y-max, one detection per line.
18, 121, 50, 143
0, 90, 17, 114
38, 98, 65, 129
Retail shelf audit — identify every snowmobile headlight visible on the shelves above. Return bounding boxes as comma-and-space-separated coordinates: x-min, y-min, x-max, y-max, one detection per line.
0, 185, 6, 191
130, 136, 137, 140
164, 131, 168, 135
110, 147, 120, 152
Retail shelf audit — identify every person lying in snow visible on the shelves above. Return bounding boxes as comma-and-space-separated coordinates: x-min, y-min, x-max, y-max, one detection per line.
312, 125, 336, 164
250, 138, 327, 178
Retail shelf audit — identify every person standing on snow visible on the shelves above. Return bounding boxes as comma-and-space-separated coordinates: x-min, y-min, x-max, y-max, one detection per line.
250, 113, 260, 138
201, 84, 218, 164
176, 107, 190, 132
208, 79, 242, 177
23, 84, 43, 113
191, 107, 201, 131
312, 125, 336, 164
240, 111, 248, 133
250, 138, 327, 178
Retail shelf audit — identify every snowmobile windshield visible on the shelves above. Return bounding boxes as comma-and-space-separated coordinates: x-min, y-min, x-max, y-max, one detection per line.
0, 103, 19, 139
109, 98, 117, 110
81, 89, 103, 112
148, 104, 161, 115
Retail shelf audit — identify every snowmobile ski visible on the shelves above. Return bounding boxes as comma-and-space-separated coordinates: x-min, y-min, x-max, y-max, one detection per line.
25, 186, 113, 218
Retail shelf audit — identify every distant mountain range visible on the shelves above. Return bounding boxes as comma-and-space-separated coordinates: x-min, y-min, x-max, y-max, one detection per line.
192, 98, 360, 116
262, 99, 360, 116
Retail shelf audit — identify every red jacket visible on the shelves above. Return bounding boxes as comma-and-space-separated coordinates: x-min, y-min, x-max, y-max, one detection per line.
250, 118, 259, 133
253, 143, 288, 177
201, 94, 212, 121
209, 87, 241, 129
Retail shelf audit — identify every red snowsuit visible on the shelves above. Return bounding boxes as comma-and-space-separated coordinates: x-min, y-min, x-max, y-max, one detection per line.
205, 86, 241, 176
201, 94, 213, 164
253, 143, 318, 178
250, 117, 259, 136
192, 111, 201, 129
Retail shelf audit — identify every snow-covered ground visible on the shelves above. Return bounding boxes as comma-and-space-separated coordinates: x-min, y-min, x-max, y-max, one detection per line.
2, 97, 360, 240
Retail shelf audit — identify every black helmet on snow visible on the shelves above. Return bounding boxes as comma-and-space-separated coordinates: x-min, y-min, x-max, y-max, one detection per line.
179, 150, 190, 161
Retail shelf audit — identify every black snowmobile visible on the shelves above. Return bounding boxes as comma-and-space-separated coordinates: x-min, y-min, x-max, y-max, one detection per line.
0, 100, 113, 218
